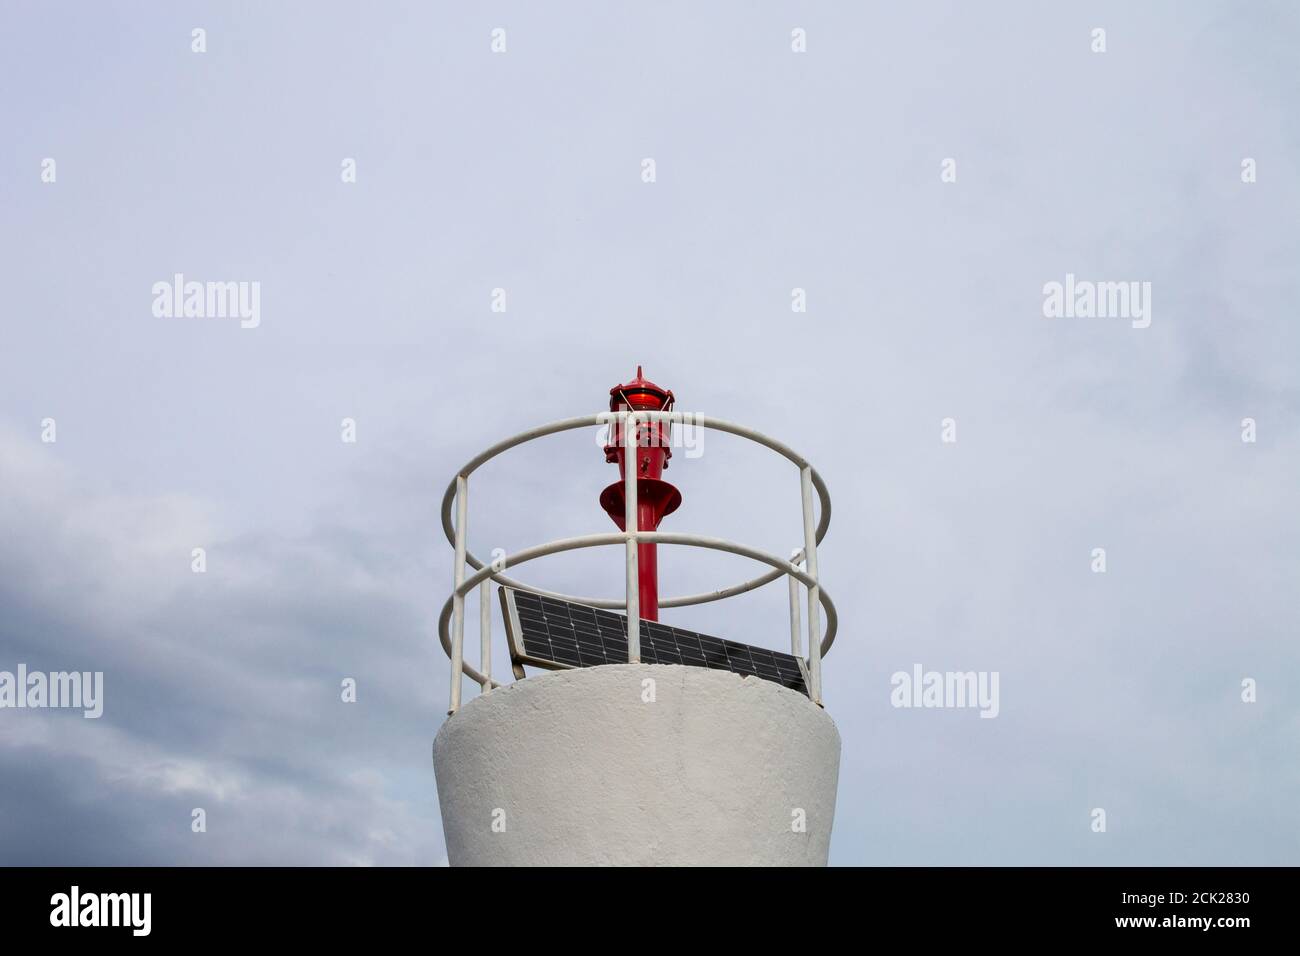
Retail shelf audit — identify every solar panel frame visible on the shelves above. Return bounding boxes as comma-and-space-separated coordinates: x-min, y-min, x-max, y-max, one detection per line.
499, 586, 810, 696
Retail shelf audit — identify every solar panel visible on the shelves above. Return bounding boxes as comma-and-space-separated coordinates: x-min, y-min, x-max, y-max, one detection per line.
499, 587, 810, 696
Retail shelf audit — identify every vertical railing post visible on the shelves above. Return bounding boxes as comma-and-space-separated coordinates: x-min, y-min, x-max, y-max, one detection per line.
788, 547, 804, 659
448, 474, 469, 714
479, 579, 491, 694
623, 410, 640, 662
799, 467, 822, 705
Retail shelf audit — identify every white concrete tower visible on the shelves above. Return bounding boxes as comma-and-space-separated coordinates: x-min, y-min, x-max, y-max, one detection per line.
433, 370, 841, 866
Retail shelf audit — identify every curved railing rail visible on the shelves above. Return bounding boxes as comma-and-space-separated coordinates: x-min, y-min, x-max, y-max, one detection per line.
439, 411, 835, 713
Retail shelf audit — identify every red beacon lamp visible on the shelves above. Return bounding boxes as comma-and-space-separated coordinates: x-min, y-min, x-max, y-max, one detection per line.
599, 367, 681, 621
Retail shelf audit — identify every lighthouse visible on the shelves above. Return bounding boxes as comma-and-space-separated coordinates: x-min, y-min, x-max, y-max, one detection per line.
432, 370, 841, 866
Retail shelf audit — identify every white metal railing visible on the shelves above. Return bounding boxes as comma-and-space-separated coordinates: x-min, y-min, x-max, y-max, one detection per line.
438, 411, 837, 713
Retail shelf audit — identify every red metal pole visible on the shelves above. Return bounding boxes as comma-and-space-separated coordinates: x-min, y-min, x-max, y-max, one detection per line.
637, 497, 660, 620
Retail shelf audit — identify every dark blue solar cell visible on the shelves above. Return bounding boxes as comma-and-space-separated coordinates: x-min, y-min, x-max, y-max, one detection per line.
502, 587, 808, 696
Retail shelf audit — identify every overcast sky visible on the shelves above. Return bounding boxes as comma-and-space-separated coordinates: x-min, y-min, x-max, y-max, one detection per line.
1, 1, 1297, 865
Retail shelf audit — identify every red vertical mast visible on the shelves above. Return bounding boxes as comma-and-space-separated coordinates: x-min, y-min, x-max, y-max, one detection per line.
600, 367, 681, 621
